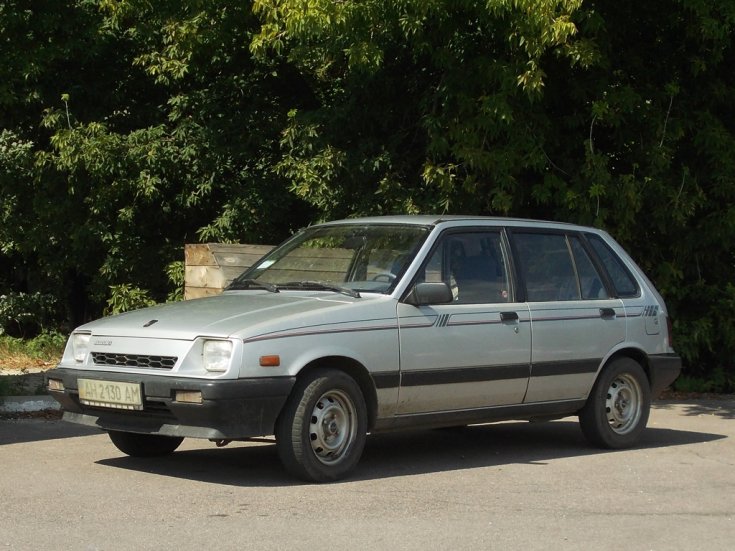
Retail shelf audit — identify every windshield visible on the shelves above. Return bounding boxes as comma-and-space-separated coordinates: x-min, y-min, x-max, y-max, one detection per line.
229, 224, 431, 294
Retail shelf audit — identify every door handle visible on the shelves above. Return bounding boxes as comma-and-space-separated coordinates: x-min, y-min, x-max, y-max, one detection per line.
599, 307, 616, 319
500, 311, 519, 322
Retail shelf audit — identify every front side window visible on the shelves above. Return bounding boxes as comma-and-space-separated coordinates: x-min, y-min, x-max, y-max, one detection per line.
418, 231, 511, 304
230, 224, 431, 294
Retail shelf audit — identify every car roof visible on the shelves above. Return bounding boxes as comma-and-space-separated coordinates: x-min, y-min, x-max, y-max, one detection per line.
316, 214, 595, 232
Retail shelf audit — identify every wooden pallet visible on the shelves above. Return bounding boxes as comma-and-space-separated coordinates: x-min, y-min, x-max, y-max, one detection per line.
184, 243, 273, 299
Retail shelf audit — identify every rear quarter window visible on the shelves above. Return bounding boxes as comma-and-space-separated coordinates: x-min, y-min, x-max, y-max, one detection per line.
586, 234, 639, 298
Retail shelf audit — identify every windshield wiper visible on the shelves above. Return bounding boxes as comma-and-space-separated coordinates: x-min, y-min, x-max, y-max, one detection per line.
227, 278, 279, 293
280, 281, 361, 299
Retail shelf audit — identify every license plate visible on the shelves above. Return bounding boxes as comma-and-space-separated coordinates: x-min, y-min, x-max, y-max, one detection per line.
78, 378, 143, 410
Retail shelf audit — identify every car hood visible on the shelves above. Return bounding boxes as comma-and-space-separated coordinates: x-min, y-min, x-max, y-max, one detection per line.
77, 291, 387, 341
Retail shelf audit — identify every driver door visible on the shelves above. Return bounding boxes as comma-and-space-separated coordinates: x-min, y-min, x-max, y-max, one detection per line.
396, 229, 531, 414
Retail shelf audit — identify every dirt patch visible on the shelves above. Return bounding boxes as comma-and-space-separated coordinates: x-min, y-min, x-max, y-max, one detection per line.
0, 358, 56, 371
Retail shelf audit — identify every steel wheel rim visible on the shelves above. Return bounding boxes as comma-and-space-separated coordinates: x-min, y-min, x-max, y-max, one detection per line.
309, 389, 357, 465
605, 373, 642, 435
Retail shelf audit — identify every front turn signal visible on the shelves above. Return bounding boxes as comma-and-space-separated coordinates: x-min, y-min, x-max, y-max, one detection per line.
259, 355, 281, 367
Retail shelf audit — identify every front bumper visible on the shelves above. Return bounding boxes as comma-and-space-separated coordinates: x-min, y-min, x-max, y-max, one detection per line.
648, 353, 682, 397
47, 368, 295, 439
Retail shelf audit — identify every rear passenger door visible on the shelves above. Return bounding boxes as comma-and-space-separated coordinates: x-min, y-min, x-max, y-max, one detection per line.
509, 230, 625, 403
396, 229, 531, 414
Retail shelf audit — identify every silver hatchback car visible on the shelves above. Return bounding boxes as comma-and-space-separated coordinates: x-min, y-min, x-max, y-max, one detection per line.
49, 216, 681, 481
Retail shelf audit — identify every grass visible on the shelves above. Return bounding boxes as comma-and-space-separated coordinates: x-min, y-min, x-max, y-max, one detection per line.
0, 331, 66, 371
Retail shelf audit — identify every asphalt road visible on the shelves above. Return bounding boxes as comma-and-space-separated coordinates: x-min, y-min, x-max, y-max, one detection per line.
1, 400, 733, 550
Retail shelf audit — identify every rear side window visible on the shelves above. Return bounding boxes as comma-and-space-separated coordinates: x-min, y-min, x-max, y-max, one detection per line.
513, 232, 610, 302
586, 234, 639, 297
513, 233, 580, 301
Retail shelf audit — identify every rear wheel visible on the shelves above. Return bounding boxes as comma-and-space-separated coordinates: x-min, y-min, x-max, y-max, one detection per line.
108, 431, 184, 457
579, 357, 651, 448
275, 369, 367, 482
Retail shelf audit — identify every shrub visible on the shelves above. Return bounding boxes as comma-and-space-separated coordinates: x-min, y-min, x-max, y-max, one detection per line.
104, 284, 157, 315
0, 292, 59, 337
165, 261, 184, 302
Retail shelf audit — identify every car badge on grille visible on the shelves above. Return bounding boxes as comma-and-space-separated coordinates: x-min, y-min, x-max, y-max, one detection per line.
143, 319, 159, 327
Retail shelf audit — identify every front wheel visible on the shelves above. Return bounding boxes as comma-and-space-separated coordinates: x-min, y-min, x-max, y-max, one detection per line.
108, 431, 184, 457
579, 357, 651, 449
275, 369, 367, 482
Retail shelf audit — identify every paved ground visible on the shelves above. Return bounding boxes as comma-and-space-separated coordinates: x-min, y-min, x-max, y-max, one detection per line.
1, 400, 733, 550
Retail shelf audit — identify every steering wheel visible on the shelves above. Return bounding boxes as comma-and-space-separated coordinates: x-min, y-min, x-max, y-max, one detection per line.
371, 273, 396, 283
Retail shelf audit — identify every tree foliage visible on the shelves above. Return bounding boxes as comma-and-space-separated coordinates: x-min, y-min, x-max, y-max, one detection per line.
0, 0, 312, 327
0, 0, 733, 386
250, 0, 594, 217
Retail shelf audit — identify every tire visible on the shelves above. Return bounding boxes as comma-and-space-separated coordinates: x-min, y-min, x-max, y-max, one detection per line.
108, 431, 184, 457
275, 369, 368, 482
579, 357, 651, 449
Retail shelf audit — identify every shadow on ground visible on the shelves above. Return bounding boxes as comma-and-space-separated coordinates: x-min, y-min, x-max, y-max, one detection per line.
95, 418, 726, 487
0, 418, 99, 446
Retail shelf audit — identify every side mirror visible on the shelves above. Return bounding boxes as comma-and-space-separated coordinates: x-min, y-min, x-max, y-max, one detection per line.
404, 282, 453, 306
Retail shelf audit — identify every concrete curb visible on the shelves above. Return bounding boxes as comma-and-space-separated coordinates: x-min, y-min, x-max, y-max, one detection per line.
0, 395, 61, 413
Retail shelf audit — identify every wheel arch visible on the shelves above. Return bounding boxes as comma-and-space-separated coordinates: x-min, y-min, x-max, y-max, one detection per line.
580, 350, 652, 448
293, 356, 379, 431
603, 347, 651, 385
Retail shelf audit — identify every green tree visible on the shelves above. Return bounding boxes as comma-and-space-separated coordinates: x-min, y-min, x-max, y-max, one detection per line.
1, 0, 312, 327
250, 0, 593, 218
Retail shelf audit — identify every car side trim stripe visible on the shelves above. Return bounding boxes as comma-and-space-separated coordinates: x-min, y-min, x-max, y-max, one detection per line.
243, 323, 398, 343
531, 314, 609, 323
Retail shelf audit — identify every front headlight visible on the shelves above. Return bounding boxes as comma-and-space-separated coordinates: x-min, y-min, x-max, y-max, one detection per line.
72, 333, 91, 363
202, 340, 233, 372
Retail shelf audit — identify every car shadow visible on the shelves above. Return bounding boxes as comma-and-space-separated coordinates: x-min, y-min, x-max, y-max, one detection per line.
0, 418, 100, 446
96, 419, 726, 487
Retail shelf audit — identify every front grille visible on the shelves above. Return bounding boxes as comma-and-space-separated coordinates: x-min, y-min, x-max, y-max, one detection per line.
91, 352, 177, 370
